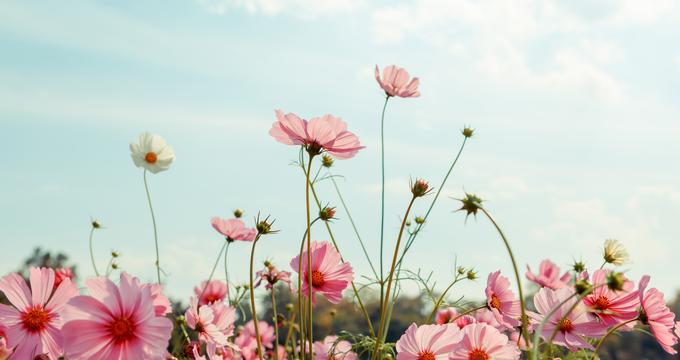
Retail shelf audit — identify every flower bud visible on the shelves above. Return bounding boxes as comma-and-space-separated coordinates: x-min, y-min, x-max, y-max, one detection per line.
466, 270, 478, 280
91, 219, 102, 229
321, 154, 334, 168
111, 262, 119, 270
462, 127, 475, 138
411, 179, 432, 198
111, 250, 120, 258
606, 272, 626, 291
457, 266, 466, 275
234, 209, 244, 218
414, 216, 425, 224
457, 193, 483, 219
574, 279, 592, 295
572, 261, 586, 273
176, 315, 186, 325
319, 206, 336, 221
285, 303, 295, 312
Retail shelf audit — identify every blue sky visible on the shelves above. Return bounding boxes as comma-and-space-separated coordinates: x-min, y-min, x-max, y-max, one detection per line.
2, 0, 680, 302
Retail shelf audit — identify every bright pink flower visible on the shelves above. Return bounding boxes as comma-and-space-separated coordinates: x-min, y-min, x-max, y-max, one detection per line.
255, 263, 293, 292
194, 279, 229, 306
583, 269, 640, 327
526, 260, 571, 289
434, 307, 475, 329
313, 335, 356, 360
236, 320, 276, 360
375, 65, 420, 98
269, 110, 364, 159
395, 323, 462, 360
485, 271, 521, 329
638, 275, 678, 354
143, 282, 172, 316
449, 323, 520, 360
529, 287, 607, 351
61, 272, 173, 359
185, 297, 236, 346
290, 241, 354, 304
54, 268, 74, 289
212, 217, 257, 242
0, 267, 77, 359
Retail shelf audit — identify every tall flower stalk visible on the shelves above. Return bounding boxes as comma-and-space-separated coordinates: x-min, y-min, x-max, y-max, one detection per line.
143, 169, 162, 284
88, 220, 102, 276
304, 152, 315, 358
249, 233, 264, 360
378, 95, 390, 314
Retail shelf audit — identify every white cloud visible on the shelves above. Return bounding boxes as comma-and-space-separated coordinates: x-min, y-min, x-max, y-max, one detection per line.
195, 0, 363, 18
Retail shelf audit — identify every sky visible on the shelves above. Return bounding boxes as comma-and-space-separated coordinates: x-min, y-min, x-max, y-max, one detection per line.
1, 0, 680, 304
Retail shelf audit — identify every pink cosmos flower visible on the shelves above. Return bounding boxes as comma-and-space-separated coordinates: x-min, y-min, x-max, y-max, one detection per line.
526, 260, 571, 289
0, 267, 78, 359
235, 320, 276, 360
212, 217, 257, 242
195, 279, 229, 306
375, 65, 420, 98
583, 269, 640, 327
638, 275, 678, 354
255, 263, 293, 292
448, 323, 520, 360
61, 272, 173, 359
313, 336, 356, 360
473, 308, 503, 331
185, 297, 237, 346
267, 345, 287, 360
395, 323, 462, 360
269, 110, 365, 159
485, 271, 521, 329
0, 325, 12, 359
435, 307, 475, 329
54, 267, 74, 289
290, 241, 354, 304
143, 282, 172, 316
529, 287, 607, 351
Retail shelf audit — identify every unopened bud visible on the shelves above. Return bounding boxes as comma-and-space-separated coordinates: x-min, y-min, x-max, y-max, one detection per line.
411, 179, 431, 198
467, 270, 478, 280
574, 279, 592, 295
414, 216, 425, 224
319, 206, 336, 221
462, 127, 475, 138
234, 209, 244, 218
321, 154, 334, 168
606, 272, 626, 292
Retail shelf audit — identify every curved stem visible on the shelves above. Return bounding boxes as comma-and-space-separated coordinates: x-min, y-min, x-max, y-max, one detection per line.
305, 153, 315, 356
425, 277, 464, 323
143, 169, 161, 284
224, 241, 232, 304
249, 235, 264, 360
379, 95, 389, 317
88, 227, 100, 276
372, 196, 416, 360
590, 318, 638, 360
199, 240, 228, 302
449, 305, 487, 324
271, 289, 280, 360
480, 207, 530, 347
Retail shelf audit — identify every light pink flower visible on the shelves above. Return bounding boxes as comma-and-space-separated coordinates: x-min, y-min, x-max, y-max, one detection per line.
529, 287, 607, 351
473, 308, 503, 331
54, 268, 74, 289
269, 110, 364, 159
375, 65, 420, 98
395, 323, 462, 360
255, 263, 293, 292
0, 267, 78, 359
526, 260, 571, 289
61, 272, 173, 359
435, 307, 475, 329
583, 269, 640, 327
194, 279, 229, 306
449, 323, 520, 360
144, 282, 172, 316
212, 217, 257, 242
485, 271, 521, 329
313, 336, 356, 360
290, 241, 354, 304
185, 297, 236, 346
0, 325, 12, 359
236, 320, 276, 360
638, 275, 678, 354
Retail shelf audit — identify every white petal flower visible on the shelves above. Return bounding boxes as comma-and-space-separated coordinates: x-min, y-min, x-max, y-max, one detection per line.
130, 132, 175, 173
603, 238, 629, 266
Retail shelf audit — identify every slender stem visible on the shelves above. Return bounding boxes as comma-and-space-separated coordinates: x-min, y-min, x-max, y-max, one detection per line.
284, 310, 298, 349
425, 276, 463, 323
104, 257, 114, 277
297, 218, 319, 359
249, 234, 264, 360
480, 207, 530, 347
372, 196, 416, 360
199, 240, 228, 302
224, 240, 232, 304
590, 318, 638, 360
378, 95, 390, 318
271, 289, 280, 360
88, 227, 100, 276
305, 153, 315, 357
143, 169, 162, 284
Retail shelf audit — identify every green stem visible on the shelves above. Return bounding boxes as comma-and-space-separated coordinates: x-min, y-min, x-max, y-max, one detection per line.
224, 240, 232, 304
271, 289, 280, 360
297, 218, 318, 359
590, 318, 638, 360
425, 276, 464, 323
378, 95, 390, 317
198, 240, 228, 302
305, 153, 315, 357
449, 305, 486, 323
88, 227, 100, 276
249, 234, 264, 360
143, 169, 162, 285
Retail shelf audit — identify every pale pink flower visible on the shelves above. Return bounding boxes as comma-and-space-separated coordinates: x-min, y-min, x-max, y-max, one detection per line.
485, 271, 521, 329
194, 279, 229, 306
526, 260, 571, 289
473, 308, 503, 331
255, 263, 293, 292
54, 267, 74, 289
185, 297, 236, 346
529, 287, 607, 351
449, 323, 520, 360
269, 110, 364, 159
583, 269, 640, 327
0, 267, 77, 359
61, 272, 173, 359
236, 320, 276, 360
435, 307, 475, 329
212, 217, 257, 242
144, 283, 172, 316
638, 275, 678, 354
313, 336, 356, 360
290, 241, 354, 304
395, 323, 462, 360
375, 65, 420, 98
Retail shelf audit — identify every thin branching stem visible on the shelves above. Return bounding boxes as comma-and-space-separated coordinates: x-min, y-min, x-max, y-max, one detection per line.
249, 233, 264, 360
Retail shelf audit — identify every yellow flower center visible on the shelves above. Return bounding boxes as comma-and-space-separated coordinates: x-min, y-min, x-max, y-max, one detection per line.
145, 152, 158, 164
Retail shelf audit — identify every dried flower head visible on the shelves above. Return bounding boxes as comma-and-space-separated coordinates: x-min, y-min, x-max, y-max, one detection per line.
462, 127, 475, 138
319, 206, 336, 221
456, 193, 483, 220
603, 239, 629, 265
411, 179, 432, 198
321, 154, 334, 168
233, 209, 244, 218
255, 214, 277, 235
572, 260, 586, 273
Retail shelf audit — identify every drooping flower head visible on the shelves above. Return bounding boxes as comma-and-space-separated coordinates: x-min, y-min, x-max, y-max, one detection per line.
583, 269, 639, 327
448, 323, 520, 360
603, 239, 629, 266
255, 262, 293, 292
129, 132, 175, 173
211, 217, 257, 242
62, 272, 173, 359
185, 297, 237, 347
395, 323, 462, 360
525, 260, 571, 289
313, 336, 357, 360
194, 279, 229, 306
529, 287, 607, 351
375, 65, 420, 98
290, 241, 354, 304
485, 271, 521, 329
0, 267, 77, 359
269, 110, 364, 159
638, 275, 678, 354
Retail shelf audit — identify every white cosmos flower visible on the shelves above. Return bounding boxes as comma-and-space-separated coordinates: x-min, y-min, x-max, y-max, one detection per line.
130, 132, 175, 173
603, 238, 630, 266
